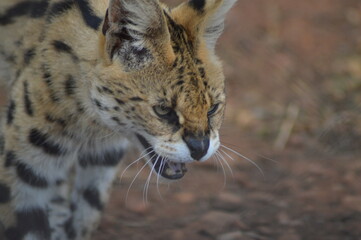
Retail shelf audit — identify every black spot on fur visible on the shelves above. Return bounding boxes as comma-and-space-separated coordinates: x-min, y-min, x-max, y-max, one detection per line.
195, 58, 203, 65
115, 98, 125, 105
5, 151, 16, 168
79, 149, 124, 168
15, 38, 23, 47
70, 202, 77, 212
83, 187, 103, 211
0, 183, 11, 203
28, 128, 64, 156
96, 86, 103, 93
24, 48, 36, 65
45, 114, 67, 128
47, 0, 74, 20
199, 67, 206, 78
93, 99, 109, 111
23, 81, 34, 116
102, 86, 113, 94
177, 75, 184, 81
64, 217, 76, 239
16, 162, 48, 188
52, 40, 72, 53
64, 75, 76, 95
111, 116, 125, 126
76, 0, 102, 30
1, 50, 15, 61
5, 208, 51, 240
76, 101, 85, 113
55, 179, 65, 186
178, 66, 185, 75
6, 100, 16, 125
42, 64, 51, 80
115, 82, 130, 91
176, 80, 184, 86
172, 44, 181, 53
190, 76, 198, 86
189, 0, 206, 12
129, 97, 143, 102
93, 99, 101, 108
0, 1, 49, 25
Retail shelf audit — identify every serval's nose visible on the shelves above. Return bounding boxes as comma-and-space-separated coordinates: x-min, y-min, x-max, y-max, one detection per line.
183, 132, 210, 161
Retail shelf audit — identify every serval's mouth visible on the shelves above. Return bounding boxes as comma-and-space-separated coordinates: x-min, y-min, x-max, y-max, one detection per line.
136, 134, 187, 180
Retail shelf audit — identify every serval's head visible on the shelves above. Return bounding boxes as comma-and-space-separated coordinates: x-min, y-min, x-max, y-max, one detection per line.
95, 0, 237, 179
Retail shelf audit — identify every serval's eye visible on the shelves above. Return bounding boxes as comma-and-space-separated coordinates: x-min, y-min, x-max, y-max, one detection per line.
207, 104, 219, 117
153, 105, 173, 117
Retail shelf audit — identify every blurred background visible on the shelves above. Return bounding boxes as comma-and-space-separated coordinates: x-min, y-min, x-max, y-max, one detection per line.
2, 0, 361, 239
93, 1, 361, 239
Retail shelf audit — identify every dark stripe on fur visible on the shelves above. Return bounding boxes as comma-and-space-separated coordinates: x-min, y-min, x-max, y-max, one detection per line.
5, 151, 15, 167
93, 99, 109, 111
79, 149, 124, 168
111, 116, 125, 126
0, 1, 49, 25
75, 0, 102, 30
83, 187, 103, 211
164, 12, 194, 54
6, 100, 15, 125
52, 40, 79, 61
64, 216, 76, 239
0, 134, 4, 155
47, 0, 75, 20
129, 97, 143, 101
24, 48, 36, 65
42, 64, 61, 102
0, 183, 11, 203
16, 162, 48, 188
23, 81, 34, 116
45, 114, 67, 127
30, 0, 49, 18
5, 208, 50, 240
115, 98, 125, 105
28, 128, 64, 156
52, 40, 72, 53
64, 75, 76, 95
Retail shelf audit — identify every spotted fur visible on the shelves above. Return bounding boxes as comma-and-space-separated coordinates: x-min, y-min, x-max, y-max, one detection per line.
0, 0, 236, 239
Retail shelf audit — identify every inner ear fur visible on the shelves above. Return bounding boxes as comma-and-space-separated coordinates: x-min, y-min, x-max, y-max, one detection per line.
101, 0, 175, 69
171, 0, 237, 50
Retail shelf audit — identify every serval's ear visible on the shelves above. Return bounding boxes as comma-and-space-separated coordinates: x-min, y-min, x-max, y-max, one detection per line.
171, 0, 237, 50
102, 0, 174, 70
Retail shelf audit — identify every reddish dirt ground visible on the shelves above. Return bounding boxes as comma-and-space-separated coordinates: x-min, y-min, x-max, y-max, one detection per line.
1, 0, 361, 240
